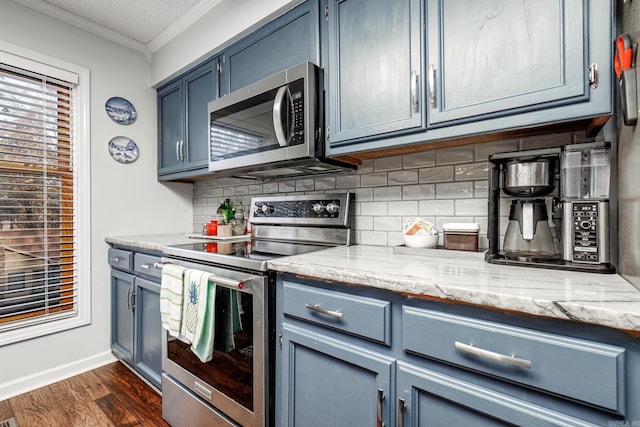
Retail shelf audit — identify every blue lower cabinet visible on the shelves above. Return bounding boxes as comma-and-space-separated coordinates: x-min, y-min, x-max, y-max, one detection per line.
111, 269, 135, 364
279, 323, 394, 427
109, 249, 163, 390
396, 361, 615, 427
275, 274, 637, 426
133, 277, 162, 389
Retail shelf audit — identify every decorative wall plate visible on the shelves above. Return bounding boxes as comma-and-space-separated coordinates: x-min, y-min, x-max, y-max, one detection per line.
108, 136, 139, 163
105, 96, 137, 125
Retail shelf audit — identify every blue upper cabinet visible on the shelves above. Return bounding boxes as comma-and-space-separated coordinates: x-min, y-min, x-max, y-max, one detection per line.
224, 0, 321, 93
157, 56, 221, 180
325, 0, 425, 148
326, 0, 613, 157
427, 0, 590, 127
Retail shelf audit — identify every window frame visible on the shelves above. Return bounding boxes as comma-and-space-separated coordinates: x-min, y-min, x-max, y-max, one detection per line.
0, 40, 91, 346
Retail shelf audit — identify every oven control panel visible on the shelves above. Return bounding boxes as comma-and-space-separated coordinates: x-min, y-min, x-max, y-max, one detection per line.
250, 194, 352, 227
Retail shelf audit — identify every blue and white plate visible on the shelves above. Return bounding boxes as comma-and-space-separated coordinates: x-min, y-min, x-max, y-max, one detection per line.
105, 96, 137, 125
108, 136, 139, 164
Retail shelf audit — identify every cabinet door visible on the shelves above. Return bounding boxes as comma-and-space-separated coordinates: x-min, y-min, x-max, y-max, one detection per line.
396, 362, 602, 427
280, 323, 394, 427
183, 60, 218, 171
157, 80, 184, 174
134, 277, 162, 390
427, 0, 587, 126
326, 0, 424, 146
111, 270, 135, 364
226, 0, 320, 92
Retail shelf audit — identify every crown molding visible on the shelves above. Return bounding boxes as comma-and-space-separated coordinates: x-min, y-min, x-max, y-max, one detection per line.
13, 0, 146, 53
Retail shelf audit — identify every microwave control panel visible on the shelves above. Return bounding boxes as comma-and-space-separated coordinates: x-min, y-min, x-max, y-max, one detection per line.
289, 78, 305, 146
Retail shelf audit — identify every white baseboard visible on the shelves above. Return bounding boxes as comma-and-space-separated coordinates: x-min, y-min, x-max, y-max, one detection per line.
0, 351, 117, 401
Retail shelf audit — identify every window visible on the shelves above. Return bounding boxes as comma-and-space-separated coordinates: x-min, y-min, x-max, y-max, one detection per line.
0, 43, 90, 344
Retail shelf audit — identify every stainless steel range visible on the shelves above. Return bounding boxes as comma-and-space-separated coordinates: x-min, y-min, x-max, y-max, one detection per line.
160, 193, 353, 427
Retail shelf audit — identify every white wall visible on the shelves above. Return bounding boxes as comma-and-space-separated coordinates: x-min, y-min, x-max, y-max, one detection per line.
0, 0, 193, 398
150, 0, 299, 87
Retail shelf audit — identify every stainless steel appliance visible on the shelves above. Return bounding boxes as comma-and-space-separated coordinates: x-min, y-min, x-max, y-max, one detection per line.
160, 193, 353, 427
207, 61, 355, 179
486, 143, 614, 273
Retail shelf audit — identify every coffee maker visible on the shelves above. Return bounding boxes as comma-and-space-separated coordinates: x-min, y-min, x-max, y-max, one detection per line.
486, 142, 615, 273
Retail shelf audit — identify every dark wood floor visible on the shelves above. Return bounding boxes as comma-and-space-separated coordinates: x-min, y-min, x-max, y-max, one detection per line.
0, 361, 170, 427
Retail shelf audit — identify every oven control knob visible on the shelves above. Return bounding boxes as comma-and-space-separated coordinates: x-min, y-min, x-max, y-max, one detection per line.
312, 203, 325, 214
326, 202, 340, 214
261, 204, 274, 214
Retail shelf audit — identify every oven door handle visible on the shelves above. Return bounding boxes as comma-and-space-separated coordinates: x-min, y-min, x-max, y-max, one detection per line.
154, 262, 249, 290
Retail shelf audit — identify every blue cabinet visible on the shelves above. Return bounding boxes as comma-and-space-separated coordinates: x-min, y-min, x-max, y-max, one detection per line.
157, 57, 222, 181
111, 268, 135, 364
109, 249, 164, 390
326, 0, 613, 157
275, 274, 636, 426
426, 0, 604, 127
325, 0, 425, 147
225, 0, 320, 93
279, 323, 394, 427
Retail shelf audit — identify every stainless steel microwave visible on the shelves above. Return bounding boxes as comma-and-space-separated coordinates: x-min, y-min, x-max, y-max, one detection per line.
207, 62, 355, 179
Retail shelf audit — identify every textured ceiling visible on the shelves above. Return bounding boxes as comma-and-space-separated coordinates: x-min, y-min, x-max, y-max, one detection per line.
13, 0, 222, 53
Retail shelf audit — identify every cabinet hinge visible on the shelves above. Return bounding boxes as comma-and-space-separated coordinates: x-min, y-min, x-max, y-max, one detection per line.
589, 63, 599, 89
278, 331, 283, 348
324, 4, 329, 19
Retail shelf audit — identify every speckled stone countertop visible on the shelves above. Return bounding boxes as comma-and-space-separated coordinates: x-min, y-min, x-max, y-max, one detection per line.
105, 233, 207, 252
268, 245, 640, 333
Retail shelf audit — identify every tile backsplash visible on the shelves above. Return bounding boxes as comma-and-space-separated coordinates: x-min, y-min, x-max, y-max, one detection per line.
193, 131, 596, 249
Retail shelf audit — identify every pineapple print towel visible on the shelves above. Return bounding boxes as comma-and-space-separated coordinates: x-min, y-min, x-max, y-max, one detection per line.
181, 269, 217, 363
160, 264, 186, 337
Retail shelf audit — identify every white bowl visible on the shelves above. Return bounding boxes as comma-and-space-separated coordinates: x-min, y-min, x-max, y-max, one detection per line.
403, 233, 439, 249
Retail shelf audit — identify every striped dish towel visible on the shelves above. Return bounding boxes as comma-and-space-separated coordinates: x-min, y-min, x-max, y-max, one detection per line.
160, 264, 187, 337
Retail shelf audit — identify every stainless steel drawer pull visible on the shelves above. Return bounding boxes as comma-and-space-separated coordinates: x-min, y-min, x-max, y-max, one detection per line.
377, 388, 384, 427
109, 256, 123, 262
397, 398, 405, 427
305, 303, 343, 319
454, 341, 532, 369
140, 263, 152, 270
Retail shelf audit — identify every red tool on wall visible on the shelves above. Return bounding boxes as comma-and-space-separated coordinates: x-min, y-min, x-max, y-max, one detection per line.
615, 33, 638, 126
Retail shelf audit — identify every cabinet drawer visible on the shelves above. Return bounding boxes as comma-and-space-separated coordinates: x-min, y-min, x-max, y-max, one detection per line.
108, 248, 133, 271
402, 306, 625, 412
134, 253, 162, 280
282, 281, 391, 345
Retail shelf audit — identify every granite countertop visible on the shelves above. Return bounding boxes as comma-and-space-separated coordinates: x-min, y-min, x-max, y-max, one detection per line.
105, 233, 207, 252
106, 234, 640, 333
267, 245, 640, 333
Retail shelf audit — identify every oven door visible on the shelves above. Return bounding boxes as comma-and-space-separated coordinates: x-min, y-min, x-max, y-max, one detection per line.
160, 257, 271, 427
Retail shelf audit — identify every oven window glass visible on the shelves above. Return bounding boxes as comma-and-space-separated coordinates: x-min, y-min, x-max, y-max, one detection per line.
167, 286, 254, 410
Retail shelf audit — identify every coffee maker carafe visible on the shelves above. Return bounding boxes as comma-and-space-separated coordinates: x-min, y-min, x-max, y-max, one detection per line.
486, 143, 614, 273
500, 157, 560, 262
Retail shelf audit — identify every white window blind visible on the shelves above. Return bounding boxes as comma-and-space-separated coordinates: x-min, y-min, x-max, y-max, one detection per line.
0, 62, 78, 332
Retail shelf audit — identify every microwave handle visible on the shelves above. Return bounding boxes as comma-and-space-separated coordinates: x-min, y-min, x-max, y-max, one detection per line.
273, 85, 291, 147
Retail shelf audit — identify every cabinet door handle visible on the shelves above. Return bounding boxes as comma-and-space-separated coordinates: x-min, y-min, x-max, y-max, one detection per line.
126, 288, 132, 310
454, 341, 532, 369
397, 398, 405, 427
411, 70, 419, 113
175, 140, 181, 161
428, 64, 436, 107
304, 303, 343, 319
377, 389, 384, 427
180, 140, 186, 161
